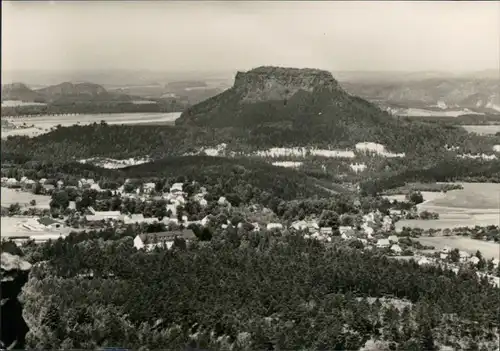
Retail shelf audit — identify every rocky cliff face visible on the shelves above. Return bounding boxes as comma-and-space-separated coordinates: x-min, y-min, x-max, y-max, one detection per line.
1, 252, 32, 350
233, 66, 341, 103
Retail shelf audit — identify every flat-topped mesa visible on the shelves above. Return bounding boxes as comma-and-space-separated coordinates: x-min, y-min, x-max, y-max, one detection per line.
234, 66, 340, 103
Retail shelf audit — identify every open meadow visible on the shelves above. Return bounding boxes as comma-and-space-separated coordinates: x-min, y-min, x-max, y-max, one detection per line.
421, 182, 499, 210
416, 236, 500, 260
396, 183, 500, 231
1, 112, 181, 139
1, 188, 51, 209
462, 125, 500, 135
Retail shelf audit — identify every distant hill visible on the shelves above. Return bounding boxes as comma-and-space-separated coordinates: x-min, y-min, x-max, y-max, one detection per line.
37, 81, 106, 97
165, 80, 208, 91
1, 83, 43, 102
341, 78, 500, 115
35, 82, 131, 103
1, 81, 133, 104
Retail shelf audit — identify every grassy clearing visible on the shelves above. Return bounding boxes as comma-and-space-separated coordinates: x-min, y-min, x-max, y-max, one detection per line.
423, 182, 500, 209
462, 125, 500, 135
1, 187, 51, 209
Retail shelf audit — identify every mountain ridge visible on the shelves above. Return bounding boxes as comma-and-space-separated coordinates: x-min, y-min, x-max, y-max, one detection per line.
1, 81, 130, 103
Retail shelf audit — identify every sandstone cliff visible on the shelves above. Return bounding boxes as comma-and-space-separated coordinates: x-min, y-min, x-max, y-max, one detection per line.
1, 252, 31, 350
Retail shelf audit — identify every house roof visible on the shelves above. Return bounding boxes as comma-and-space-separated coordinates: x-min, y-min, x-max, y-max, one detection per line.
377, 239, 390, 246
138, 230, 196, 242
37, 217, 60, 226
94, 211, 121, 216
42, 184, 55, 189
130, 214, 145, 220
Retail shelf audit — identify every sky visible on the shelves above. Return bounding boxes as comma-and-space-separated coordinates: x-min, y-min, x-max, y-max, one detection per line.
2, 1, 499, 73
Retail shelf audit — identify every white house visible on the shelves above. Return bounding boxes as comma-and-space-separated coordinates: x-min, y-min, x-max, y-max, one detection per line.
123, 214, 159, 225
29, 233, 65, 243
90, 183, 102, 192
6, 178, 18, 187
441, 246, 451, 254
319, 227, 333, 235
469, 256, 480, 265
170, 183, 184, 193
376, 239, 390, 248
133, 229, 196, 251
143, 182, 156, 194
390, 244, 403, 254
201, 216, 211, 226
218, 196, 231, 206
85, 207, 121, 222
388, 235, 399, 243
417, 256, 432, 266
266, 223, 283, 230
363, 225, 374, 236
291, 220, 308, 231
199, 198, 208, 207
459, 251, 470, 262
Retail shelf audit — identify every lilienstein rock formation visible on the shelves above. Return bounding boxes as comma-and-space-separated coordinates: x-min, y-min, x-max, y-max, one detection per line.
1, 252, 31, 350
175, 66, 472, 155
175, 66, 359, 128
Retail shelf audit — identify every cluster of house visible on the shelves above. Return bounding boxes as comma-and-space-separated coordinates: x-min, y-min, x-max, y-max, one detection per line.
414, 246, 500, 287
1, 176, 57, 193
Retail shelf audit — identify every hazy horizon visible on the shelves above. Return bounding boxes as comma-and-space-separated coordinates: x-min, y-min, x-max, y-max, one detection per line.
2, 1, 499, 79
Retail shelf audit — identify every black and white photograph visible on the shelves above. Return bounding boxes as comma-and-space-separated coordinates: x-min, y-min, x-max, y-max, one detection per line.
1, 1, 499, 350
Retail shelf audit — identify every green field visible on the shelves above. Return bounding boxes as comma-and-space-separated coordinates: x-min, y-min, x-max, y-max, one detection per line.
423, 182, 500, 210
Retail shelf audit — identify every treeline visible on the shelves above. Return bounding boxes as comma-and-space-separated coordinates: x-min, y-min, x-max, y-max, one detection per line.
15, 229, 500, 350
360, 158, 500, 195
1, 99, 187, 117
2, 122, 500, 195
3, 121, 499, 162
404, 114, 500, 125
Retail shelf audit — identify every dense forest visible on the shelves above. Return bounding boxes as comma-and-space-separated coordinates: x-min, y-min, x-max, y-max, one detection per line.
0, 156, 343, 205
3, 121, 500, 193
7, 227, 499, 350
403, 114, 500, 125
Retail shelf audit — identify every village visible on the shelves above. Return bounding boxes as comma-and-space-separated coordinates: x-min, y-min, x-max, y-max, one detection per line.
1, 174, 499, 286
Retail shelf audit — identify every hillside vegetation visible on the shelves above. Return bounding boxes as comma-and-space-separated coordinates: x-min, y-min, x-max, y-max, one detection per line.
15, 230, 500, 350
176, 67, 497, 155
